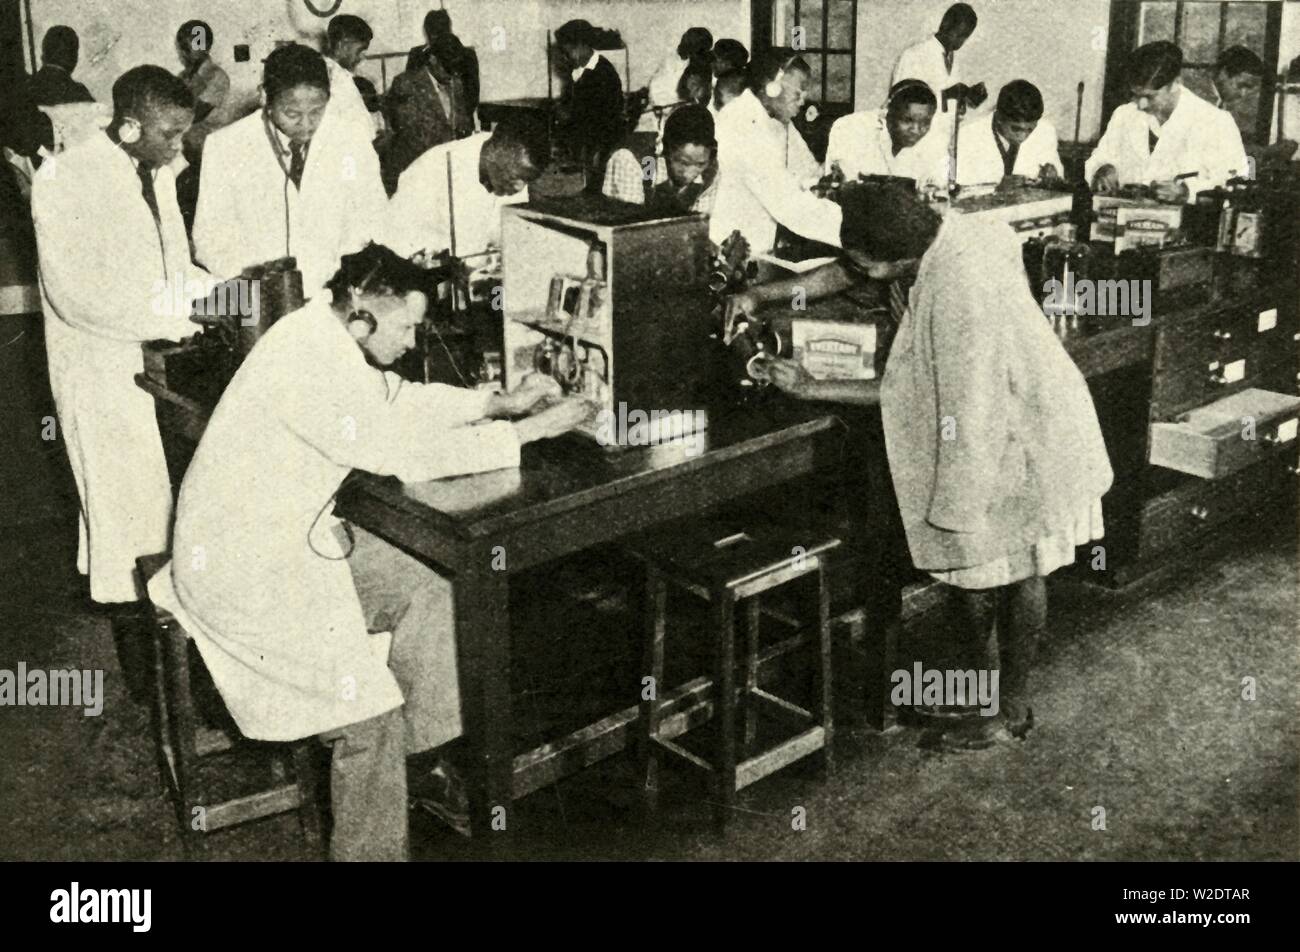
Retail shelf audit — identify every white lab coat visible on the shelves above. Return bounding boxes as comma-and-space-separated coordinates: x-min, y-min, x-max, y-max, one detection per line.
1084, 86, 1247, 202
825, 108, 949, 188
892, 36, 964, 141
193, 109, 387, 298
326, 57, 379, 147
151, 299, 521, 740
710, 89, 842, 253
956, 113, 1062, 186
385, 132, 528, 259
31, 132, 216, 602
648, 52, 688, 110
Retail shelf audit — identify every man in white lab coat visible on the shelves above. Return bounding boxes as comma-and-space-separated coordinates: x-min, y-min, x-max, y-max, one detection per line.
323, 13, 379, 146
1086, 42, 1247, 204
151, 243, 593, 859
194, 43, 387, 299
32, 66, 217, 687
825, 79, 948, 189
955, 80, 1063, 187
892, 3, 984, 149
710, 48, 842, 253
385, 117, 545, 260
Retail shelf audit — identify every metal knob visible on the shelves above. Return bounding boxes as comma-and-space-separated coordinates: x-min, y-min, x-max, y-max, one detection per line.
1189, 505, 1211, 522
1288, 465, 1300, 476
1212, 329, 1232, 341
1209, 371, 1228, 385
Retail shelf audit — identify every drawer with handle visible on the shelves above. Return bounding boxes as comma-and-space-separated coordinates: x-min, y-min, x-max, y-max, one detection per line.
1149, 387, 1300, 479
1137, 452, 1299, 562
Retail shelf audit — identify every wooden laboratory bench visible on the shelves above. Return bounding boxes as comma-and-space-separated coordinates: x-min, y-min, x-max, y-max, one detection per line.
137, 372, 843, 839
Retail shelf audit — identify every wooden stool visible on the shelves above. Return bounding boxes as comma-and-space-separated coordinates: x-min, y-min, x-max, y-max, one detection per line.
136, 555, 326, 859
626, 520, 839, 830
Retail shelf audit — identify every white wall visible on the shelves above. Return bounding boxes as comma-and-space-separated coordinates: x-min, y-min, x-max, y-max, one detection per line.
852, 0, 1112, 142
25, 0, 749, 116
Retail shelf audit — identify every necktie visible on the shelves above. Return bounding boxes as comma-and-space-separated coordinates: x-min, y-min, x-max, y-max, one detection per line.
289, 140, 307, 189
943, 50, 954, 73
996, 130, 1019, 177
1148, 130, 1159, 155
136, 162, 160, 225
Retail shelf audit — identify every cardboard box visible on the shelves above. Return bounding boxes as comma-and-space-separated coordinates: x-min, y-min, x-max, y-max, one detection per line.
791, 319, 878, 380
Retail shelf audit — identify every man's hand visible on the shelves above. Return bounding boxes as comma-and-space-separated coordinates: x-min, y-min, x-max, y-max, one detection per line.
513, 397, 597, 444
753, 356, 816, 398
1091, 164, 1119, 194
1149, 179, 1189, 204
722, 291, 762, 343
491, 373, 562, 417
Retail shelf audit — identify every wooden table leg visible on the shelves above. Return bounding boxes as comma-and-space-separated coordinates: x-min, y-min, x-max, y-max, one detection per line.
455, 543, 514, 842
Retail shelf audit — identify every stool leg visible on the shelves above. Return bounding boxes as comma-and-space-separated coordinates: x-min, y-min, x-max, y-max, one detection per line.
743, 598, 761, 754
291, 743, 327, 859
813, 569, 834, 776
639, 568, 667, 814
712, 589, 737, 832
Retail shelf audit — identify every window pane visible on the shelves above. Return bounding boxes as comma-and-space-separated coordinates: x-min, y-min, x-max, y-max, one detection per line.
1138, 1, 1177, 44
827, 0, 855, 50
1181, 2, 1222, 65
826, 53, 853, 104
1224, 3, 1267, 56
774, 0, 797, 46
796, 0, 825, 51
802, 52, 824, 101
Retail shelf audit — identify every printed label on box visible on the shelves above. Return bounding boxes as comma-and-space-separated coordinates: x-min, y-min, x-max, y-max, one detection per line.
791, 320, 877, 380
1258, 309, 1277, 333
1276, 418, 1298, 444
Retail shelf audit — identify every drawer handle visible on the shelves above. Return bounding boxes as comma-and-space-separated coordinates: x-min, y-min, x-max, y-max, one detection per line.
1189, 505, 1211, 522
1288, 465, 1300, 476
1211, 329, 1232, 341
1263, 431, 1293, 447
1209, 371, 1228, 386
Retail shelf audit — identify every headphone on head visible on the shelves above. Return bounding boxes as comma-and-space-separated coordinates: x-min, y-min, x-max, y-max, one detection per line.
885, 78, 932, 111
765, 66, 786, 99
347, 288, 376, 340
118, 117, 142, 144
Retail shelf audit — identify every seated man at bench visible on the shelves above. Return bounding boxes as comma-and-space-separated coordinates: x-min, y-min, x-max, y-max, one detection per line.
147, 243, 591, 859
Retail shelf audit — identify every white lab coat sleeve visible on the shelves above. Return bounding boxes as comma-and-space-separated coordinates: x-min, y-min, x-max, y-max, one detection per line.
341, 132, 388, 256
648, 54, 684, 107
825, 116, 851, 175
1037, 120, 1064, 177
1196, 110, 1248, 193
31, 176, 205, 342
280, 353, 520, 483
1084, 108, 1126, 181
737, 140, 843, 247
192, 134, 245, 282
386, 159, 450, 258
788, 126, 823, 182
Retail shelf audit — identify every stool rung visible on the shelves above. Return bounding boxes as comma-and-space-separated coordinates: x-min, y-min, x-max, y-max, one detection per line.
652, 736, 714, 773
750, 687, 814, 729
196, 727, 234, 758
735, 727, 825, 792
202, 784, 303, 832
732, 556, 821, 600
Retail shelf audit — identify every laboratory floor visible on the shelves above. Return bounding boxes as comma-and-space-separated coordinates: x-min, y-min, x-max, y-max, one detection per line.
2, 511, 1295, 862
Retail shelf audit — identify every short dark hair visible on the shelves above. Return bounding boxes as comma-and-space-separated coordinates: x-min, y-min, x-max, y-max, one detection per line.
263, 44, 331, 104
177, 20, 214, 55
1127, 41, 1183, 90
676, 57, 714, 104
749, 47, 810, 96
677, 27, 714, 60
886, 79, 937, 117
41, 25, 78, 70
326, 243, 434, 306
555, 19, 597, 49
1217, 45, 1264, 79
663, 104, 716, 154
940, 3, 978, 34
996, 79, 1043, 122
714, 70, 748, 107
712, 39, 749, 76
328, 14, 373, 48
423, 10, 452, 40
111, 64, 195, 119
837, 182, 942, 261
490, 116, 549, 173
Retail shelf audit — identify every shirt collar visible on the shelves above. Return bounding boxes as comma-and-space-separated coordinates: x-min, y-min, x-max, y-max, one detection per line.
571, 51, 600, 83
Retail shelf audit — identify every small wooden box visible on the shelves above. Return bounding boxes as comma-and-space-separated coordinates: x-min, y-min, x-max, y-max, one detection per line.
1149, 387, 1300, 479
